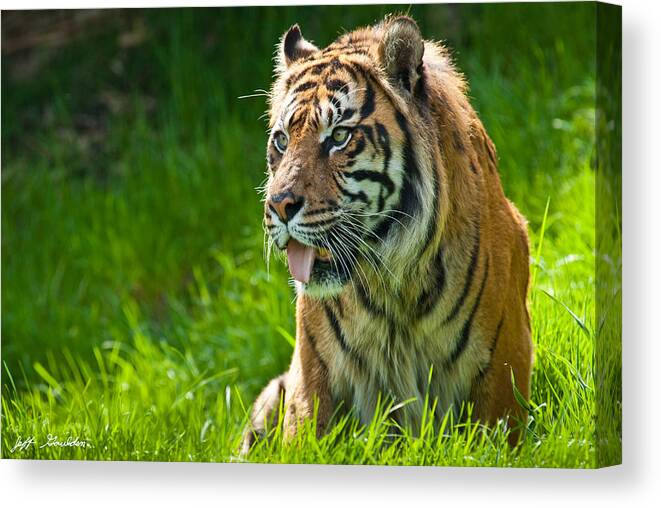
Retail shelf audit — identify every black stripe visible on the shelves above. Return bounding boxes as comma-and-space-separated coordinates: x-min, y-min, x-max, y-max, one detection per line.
345, 136, 366, 158
298, 217, 337, 228
372, 214, 394, 239
377, 189, 385, 213
320, 136, 334, 156
293, 81, 317, 94
336, 33, 379, 47
469, 161, 478, 174
415, 245, 446, 317
287, 63, 323, 87
359, 78, 375, 120
446, 258, 490, 366
341, 188, 369, 205
355, 124, 375, 149
289, 110, 306, 131
476, 314, 504, 380
303, 324, 328, 372
333, 172, 369, 205
343, 169, 395, 195
390, 110, 421, 231
395, 110, 421, 184
308, 99, 321, 131
333, 295, 344, 319
375, 123, 392, 166
326, 107, 334, 126
396, 111, 420, 209
330, 58, 359, 80
323, 304, 364, 370
418, 165, 440, 258
340, 60, 361, 82
326, 79, 348, 91
355, 281, 386, 319
489, 315, 504, 356
443, 231, 481, 324
286, 57, 358, 89
374, 112, 418, 240
375, 122, 393, 212
326, 47, 371, 57
328, 94, 342, 111
414, 64, 427, 102
303, 207, 338, 217
341, 108, 356, 122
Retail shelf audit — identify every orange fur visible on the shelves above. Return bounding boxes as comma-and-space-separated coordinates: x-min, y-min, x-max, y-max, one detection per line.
243, 16, 533, 455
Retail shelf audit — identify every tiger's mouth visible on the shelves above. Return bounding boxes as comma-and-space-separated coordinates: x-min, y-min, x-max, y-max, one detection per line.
286, 239, 333, 283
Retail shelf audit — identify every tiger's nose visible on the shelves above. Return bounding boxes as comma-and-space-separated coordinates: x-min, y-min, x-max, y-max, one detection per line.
268, 192, 304, 223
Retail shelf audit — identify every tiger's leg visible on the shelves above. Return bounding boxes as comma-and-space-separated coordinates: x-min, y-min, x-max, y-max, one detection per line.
281, 326, 332, 441
470, 307, 533, 446
241, 373, 287, 456
241, 326, 332, 454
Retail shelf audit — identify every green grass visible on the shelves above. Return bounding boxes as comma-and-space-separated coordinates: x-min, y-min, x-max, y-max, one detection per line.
1, 4, 620, 466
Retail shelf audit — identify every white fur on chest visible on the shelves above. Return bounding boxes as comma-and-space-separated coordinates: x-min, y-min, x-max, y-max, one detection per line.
326, 299, 484, 429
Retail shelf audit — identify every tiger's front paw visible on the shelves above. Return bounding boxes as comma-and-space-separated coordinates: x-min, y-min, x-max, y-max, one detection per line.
240, 373, 287, 456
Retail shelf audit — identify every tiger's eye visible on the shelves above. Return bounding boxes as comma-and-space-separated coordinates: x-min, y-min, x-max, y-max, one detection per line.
331, 127, 351, 146
273, 131, 288, 153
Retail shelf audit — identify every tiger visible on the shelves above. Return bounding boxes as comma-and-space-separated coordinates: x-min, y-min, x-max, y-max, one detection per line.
242, 15, 533, 454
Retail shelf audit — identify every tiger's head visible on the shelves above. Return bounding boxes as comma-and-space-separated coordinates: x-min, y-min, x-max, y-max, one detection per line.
264, 17, 436, 297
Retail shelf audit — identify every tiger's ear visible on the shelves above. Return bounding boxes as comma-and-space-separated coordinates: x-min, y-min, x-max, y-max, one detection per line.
378, 16, 425, 95
279, 25, 319, 69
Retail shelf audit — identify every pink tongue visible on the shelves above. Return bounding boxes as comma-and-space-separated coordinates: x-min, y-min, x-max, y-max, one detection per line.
286, 240, 316, 283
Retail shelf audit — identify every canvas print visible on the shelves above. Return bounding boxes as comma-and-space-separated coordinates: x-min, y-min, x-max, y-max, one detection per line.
1, 2, 622, 468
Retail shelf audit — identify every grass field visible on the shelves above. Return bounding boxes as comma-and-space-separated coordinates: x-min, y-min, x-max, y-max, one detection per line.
1, 4, 620, 467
